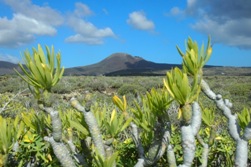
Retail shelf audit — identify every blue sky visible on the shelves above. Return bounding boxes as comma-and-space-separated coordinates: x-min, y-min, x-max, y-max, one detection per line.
0, 0, 251, 68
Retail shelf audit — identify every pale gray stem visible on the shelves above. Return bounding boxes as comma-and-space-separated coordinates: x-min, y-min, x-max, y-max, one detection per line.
67, 139, 77, 154
235, 139, 248, 167
70, 98, 106, 159
131, 122, 144, 158
167, 144, 177, 167
133, 122, 172, 166
145, 129, 170, 165
201, 79, 249, 166
243, 122, 251, 140
215, 95, 241, 141
179, 125, 195, 167
134, 158, 145, 167
104, 138, 114, 158
179, 102, 201, 167
67, 139, 87, 166
200, 80, 216, 100
44, 136, 76, 167
191, 102, 201, 135
26, 157, 36, 167
201, 80, 241, 140
196, 134, 209, 167
42, 107, 62, 142
12, 141, 19, 153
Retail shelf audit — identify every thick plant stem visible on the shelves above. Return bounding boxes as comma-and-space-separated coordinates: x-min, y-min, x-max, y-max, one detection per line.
191, 102, 202, 135
131, 122, 145, 159
44, 137, 76, 167
41, 106, 76, 166
134, 159, 145, 167
42, 107, 62, 142
145, 129, 170, 165
244, 122, 251, 140
235, 139, 248, 167
201, 79, 249, 167
179, 102, 201, 167
70, 98, 106, 159
132, 122, 145, 167
67, 139, 87, 166
180, 125, 195, 167
167, 144, 177, 167
133, 123, 172, 166
196, 134, 209, 167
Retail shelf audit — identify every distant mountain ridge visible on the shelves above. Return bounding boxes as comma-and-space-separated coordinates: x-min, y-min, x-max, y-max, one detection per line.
1, 53, 251, 76
64, 53, 180, 76
0, 61, 21, 75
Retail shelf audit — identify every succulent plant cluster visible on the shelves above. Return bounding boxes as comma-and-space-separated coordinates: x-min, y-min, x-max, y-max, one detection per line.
0, 37, 250, 167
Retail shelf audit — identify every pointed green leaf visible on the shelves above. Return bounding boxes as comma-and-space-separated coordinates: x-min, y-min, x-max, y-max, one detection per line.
120, 117, 133, 132
37, 44, 47, 64
33, 53, 46, 83
29, 61, 47, 88
176, 46, 185, 57
69, 120, 89, 136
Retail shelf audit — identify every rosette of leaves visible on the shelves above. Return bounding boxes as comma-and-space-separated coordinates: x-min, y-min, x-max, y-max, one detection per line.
0, 115, 24, 166
176, 36, 212, 77
105, 109, 132, 138
146, 88, 172, 117
202, 108, 215, 127
15, 44, 64, 99
164, 67, 200, 123
237, 108, 251, 130
113, 95, 154, 133
93, 148, 118, 167
201, 108, 217, 145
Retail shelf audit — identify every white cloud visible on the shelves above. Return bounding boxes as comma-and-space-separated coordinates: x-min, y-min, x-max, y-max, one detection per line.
1, 1, 115, 46
169, 7, 183, 16
0, 0, 63, 47
4, 0, 63, 26
171, 0, 251, 49
127, 11, 155, 31
192, 17, 251, 48
65, 34, 104, 45
65, 3, 115, 45
74, 2, 93, 17
0, 53, 20, 63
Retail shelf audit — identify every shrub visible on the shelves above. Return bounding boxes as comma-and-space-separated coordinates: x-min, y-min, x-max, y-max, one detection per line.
117, 83, 146, 96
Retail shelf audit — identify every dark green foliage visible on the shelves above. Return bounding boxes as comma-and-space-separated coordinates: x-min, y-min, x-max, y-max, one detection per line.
1, 74, 251, 166
117, 83, 146, 96
0, 76, 26, 93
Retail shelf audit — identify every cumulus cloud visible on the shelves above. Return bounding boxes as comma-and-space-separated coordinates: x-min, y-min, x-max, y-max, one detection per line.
1, 1, 114, 46
0, 0, 63, 47
127, 11, 155, 31
74, 2, 93, 17
171, 0, 251, 49
0, 53, 20, 63
4, 0, 63, 26
65, 3, 115, 45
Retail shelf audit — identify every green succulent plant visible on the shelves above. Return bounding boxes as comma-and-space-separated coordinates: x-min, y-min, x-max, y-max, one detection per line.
202, 108, 215, 127
146, 88, 172, 117
106, 109, 132, 138
176, 36, 212, 77
164, 67, 200, 105
164, 67, 200, 123
15, 44, 64, 97
237, 108, 251, 129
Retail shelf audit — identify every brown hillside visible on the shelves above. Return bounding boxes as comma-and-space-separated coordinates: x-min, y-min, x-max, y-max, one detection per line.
0, 61, 21, 75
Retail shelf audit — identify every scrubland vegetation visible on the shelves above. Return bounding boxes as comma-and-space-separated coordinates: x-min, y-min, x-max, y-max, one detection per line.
0, 37, 251, 167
